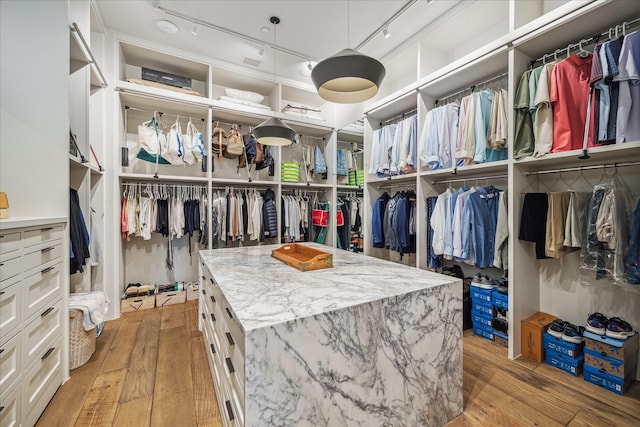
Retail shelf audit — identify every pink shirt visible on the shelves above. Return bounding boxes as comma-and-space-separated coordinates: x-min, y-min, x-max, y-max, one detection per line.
550, 54, 596, 152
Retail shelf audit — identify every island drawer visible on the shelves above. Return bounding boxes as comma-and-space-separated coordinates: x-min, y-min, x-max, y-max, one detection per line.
217, 295, 245, 354
212, 313, 245, 390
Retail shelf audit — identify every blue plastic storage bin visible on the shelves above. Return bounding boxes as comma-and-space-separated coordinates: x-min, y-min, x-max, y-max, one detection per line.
546, 350, 584, 376
492, 291, 508, 309
472, 300, 492, 316
543, 332, 584, 358
583, 364, 633, 395
470, 285, 492, 304
473, 324, 494, 341
472, 309, 492, 329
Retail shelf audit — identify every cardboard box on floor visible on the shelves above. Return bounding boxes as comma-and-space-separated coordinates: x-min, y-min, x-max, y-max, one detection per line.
521, 312, 558, 362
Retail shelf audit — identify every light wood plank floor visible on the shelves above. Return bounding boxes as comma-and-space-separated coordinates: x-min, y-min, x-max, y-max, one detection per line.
37, 301, 640, 426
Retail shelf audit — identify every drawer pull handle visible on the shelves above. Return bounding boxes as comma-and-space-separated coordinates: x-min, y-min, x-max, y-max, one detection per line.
210, 295, 216, 304
210, 313, 215, 322
0, 291, 4, 296
210, 343, 215, 354
41, 307, 54, 317
41, 246, 55, 253
202, 289, 206, 295
41, 347, 55, 360
601, 351, 607, 357
201, 313, 206, 320
0, 263, 4, 267
41, 266, 55, 274
225, 307, 233, 319
209, 278, 214, 284
201, 275, 205, 280
225, 400, 234, 421
0, 348, 4, 354
0, 234, 4, 238
226, 332, 234, 346
41, 227, 54, 231
0, 406, 4, 413
225, 357, 235, 374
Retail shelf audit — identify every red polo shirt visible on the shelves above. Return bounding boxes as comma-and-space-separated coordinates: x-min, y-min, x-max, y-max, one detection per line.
550, 54, 596, 152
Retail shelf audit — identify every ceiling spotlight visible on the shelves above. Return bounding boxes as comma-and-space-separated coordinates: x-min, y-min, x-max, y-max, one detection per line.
258, 45, 265, 56
156, 19, 179, 34
383, 27, 391, 39
307, 61, 313, 71
261, 26, 270, 33
191, 22, 198, 35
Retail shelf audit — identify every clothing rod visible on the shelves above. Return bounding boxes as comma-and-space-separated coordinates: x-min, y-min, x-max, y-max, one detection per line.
531, 17, 640, 65
120, 182, 206, 188
281, 189, 325, 194
523, 161, 640, 176
435, 72, 508, 105
124, 105, 206, 122
377, 183, 416, 190
283, 104, 322, 114
70, 23, 108, 88
380, 108, 417, 127
432, 174, 508, 185
298, 134, 325, 141
213, 119, 248, 129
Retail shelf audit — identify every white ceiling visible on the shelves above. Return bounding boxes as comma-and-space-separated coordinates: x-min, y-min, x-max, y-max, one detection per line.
94, 0, 464, 87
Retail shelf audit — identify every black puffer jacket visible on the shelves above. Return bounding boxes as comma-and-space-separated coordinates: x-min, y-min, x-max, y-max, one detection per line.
262, 188, 278, 238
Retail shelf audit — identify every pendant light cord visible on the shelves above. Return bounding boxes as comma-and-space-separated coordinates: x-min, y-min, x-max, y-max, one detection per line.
347, 0, 350, 48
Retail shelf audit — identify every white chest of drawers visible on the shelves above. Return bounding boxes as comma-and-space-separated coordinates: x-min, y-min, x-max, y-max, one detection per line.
0, 219, 66, 427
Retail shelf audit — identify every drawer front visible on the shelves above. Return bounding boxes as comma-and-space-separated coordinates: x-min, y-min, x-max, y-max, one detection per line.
218, 294, 245, 356
0, 380, 21, 427
23, 339, 63, 425
23, 243, 62, 273
0, 232, 21, 256
212, 311, 245, 390
0, 256, 21, 283
23, 261, 62, 321
217, 373, 240, 427
24, 299, 62, 369
0, 281, 21, 338
22, 225, 63, 248
0, 332, 21, 396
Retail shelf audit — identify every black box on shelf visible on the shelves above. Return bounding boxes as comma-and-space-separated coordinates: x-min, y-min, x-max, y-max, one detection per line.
141, 67, 192, 89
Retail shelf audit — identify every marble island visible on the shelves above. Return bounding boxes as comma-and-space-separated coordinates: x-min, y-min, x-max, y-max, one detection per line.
198, 243, 462, 427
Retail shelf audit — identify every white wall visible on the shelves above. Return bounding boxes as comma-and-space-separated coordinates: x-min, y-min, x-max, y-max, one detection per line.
0, 0, 69, 218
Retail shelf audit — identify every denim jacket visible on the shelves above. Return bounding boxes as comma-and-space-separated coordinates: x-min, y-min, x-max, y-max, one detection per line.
313, 145, 327, 175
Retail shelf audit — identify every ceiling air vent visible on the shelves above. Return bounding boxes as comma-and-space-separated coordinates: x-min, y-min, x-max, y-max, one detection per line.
241, 57, 262, 67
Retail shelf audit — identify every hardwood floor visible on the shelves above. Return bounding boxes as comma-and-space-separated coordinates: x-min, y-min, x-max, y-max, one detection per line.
37, 301, 640, 426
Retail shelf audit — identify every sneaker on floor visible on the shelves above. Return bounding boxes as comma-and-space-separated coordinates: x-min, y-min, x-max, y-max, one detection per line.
562, 324, 585, 344
606, 317, 636, 340
547, 319, 567, 339
586, 312, 608, 335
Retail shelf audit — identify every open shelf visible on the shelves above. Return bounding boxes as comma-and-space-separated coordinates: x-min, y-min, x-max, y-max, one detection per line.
119, 173, 209, 183
421, 160, 509, 180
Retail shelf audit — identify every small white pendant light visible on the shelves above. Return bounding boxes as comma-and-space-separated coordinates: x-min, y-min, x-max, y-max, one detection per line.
253, 16, 296, 146
311, 0, 385, 103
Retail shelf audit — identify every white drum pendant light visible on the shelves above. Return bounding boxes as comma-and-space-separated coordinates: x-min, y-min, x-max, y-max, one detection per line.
311, 48, 385, 103
253, 117, 296, 146
311, 0, 385, 103
253, 16, 296, 146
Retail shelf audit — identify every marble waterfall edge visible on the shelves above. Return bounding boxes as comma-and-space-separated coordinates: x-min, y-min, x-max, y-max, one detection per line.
245, 283, 463, 427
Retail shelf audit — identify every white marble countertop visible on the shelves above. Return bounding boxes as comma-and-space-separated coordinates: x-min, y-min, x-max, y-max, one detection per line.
200, 243, 459, 332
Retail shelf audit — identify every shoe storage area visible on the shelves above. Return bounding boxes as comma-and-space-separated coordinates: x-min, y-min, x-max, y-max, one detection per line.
2, 1, 640, 426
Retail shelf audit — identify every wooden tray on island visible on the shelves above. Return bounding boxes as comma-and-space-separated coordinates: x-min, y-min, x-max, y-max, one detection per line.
271, 244, 333, 272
